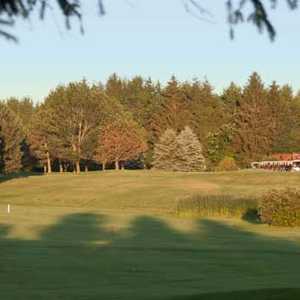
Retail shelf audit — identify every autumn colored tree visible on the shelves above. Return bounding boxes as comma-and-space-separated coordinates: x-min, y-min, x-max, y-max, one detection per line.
0, 102, 23, 174
105, 74, 163, 167
95, 115, 147, 170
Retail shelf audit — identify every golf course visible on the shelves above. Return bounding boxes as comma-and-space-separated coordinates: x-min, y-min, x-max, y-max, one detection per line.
1, 170, 300, 299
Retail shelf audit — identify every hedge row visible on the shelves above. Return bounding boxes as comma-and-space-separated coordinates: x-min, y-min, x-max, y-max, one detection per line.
177, 188, 300, 227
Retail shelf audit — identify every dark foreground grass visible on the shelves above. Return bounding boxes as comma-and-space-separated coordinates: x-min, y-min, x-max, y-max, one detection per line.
172, 288, 300, 300
0, 207, 300, 299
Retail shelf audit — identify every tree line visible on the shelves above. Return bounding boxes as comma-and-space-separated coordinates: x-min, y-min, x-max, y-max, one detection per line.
1, 72, 300, 175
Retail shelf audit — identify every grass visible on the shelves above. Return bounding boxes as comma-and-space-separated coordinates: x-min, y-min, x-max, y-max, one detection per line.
0, 170, 300, 299
176, 195, 258, 219
1, 169, 300, 213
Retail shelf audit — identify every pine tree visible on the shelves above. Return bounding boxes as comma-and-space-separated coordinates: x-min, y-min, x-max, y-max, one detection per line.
221, 82, 242, 115
186, 80, 225, 144
0, 103, 23, 174
232, 72, 276, 165
175, 126, 206, 172
6, 97, 36, 171
151, 76, 192, 139
153, 129, 178, 171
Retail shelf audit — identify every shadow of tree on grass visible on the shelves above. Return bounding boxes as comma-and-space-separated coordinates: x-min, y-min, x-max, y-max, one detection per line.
0, 213, 300, 299
0, 172, 42, 184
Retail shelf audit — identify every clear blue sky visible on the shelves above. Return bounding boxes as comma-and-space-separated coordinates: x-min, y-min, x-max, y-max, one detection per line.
1, 0, 300, 102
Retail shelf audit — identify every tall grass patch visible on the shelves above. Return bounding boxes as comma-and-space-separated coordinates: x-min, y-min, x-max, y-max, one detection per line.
176, 194, 258, 219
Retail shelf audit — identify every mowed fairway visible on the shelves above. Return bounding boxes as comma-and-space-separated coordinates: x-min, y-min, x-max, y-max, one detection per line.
0, 170, 300, 299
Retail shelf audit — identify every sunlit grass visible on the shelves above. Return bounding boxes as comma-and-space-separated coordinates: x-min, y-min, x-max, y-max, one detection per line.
0, 170, 300, 299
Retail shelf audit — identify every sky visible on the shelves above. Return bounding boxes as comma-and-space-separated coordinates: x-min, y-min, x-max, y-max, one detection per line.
1, 0, 300, 103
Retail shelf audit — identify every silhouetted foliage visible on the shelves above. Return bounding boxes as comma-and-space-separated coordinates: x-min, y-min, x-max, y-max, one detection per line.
0, 0, 298, 41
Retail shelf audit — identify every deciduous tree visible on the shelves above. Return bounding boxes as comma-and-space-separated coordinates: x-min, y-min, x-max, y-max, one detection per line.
95, 115, 147, 170
43, 81, 112, 174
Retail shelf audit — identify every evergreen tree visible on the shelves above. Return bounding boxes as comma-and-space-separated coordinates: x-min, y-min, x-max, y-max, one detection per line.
221, 82, 242, 115
269, 83, 300, 153
0, 103, 23, 174
153, 129, 178, 171
206, 124, 235, 168
151, 76, 192, 139
186, 80, 226, 144
6, 97, 36, 171
232, 72, 276, 165
175, 126, 206, 172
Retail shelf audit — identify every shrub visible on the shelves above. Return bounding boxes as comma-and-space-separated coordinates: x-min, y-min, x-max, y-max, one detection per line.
215, 156, 239, 172
176, 194, 258, 219
258, 188, 300, 227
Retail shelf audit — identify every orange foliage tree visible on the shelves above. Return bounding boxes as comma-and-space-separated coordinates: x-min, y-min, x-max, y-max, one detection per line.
95, 117, 147, 170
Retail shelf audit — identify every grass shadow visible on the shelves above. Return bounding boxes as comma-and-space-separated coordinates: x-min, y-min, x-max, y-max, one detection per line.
0, 213, 300, 299
0, 171, 42, 184
169, 288, 300, 300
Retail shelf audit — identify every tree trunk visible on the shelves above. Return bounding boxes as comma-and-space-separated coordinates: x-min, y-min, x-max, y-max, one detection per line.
85, 165, 88, 172
59, 161, 63, 173
46, 152, 52, 174
102, 162, 106, 171
76, 160, 80, 174
121, 162, 125, 170
115, 160, 120, 170
43, 164, 47, 174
